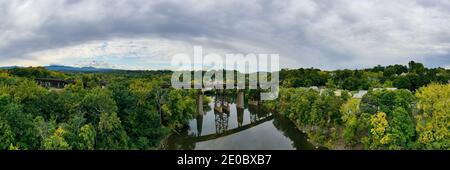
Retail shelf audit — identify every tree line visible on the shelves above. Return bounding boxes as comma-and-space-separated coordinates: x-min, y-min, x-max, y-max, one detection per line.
281, 61, 450, 91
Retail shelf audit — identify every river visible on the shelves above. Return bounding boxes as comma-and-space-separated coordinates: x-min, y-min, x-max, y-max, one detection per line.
161, 96, 322, 150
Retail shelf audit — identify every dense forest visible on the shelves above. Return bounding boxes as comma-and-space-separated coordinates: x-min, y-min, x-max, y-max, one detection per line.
0, 61, 449, 150
0, 68, 197, 149
269, 61, 450, 149
263, 85, 449, 149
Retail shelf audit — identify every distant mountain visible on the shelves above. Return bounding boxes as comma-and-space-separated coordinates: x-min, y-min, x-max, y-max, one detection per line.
45, 65, 117, 72
0, 65, 117, 72
0, 66, 23, 69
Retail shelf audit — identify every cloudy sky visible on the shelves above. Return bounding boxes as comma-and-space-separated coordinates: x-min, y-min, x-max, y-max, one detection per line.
1, 0, 450, 70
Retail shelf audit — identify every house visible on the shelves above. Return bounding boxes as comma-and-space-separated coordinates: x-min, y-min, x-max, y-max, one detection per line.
353, 90, 368, 98
308, 86, 319, 90
334, 90, 342, 96
373, 87, 397, 91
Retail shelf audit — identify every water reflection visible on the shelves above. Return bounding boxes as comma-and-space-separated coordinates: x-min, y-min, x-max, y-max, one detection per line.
196, 114, 203, 137
237, 107, 244, 127
161, 94, 321, 150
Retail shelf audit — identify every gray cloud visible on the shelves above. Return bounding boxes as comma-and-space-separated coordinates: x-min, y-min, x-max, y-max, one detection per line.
1, 0, 450, 69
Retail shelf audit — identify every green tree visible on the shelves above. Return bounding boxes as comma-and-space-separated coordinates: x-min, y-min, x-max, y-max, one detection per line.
408, 61, 425, 74
360, 89, 414, 115
342, 114, 358, 145
61, 114, 88, 149
388, 107, 416, 149
0, 118, 15, 149
0, 94, 39, 149
364, 112, 391, 149
326, 79, 337, 89
311, 90, 346, 127
125, 79, 169, 149
12, 79, 48, 116
34, 116, 57, 147
162, 89, 197, 129
279, 88, 319, 126
97, 111, 129, 149
340, 98, 361, 145
393, 75, 412, 90
79, 87, 129, 149
78, 124, 96, 150
414, 84, 450, 149
80, 88, 118, 125
43, 127, 71, 150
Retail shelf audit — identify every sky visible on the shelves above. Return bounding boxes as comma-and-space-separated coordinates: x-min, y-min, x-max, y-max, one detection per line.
1, 0, 450, 70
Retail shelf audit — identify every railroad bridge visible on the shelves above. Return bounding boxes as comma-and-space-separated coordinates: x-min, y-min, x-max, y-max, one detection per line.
157, 83, 261, 121
157, 82, 264, 126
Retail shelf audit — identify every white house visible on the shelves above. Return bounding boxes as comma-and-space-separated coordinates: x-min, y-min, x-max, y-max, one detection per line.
353, 90, 368, 98
373, 87, 397, 91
